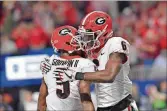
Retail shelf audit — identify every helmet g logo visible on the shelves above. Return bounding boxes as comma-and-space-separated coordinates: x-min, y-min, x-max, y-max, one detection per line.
59, 28, 71, 36
95, 17, 106, 25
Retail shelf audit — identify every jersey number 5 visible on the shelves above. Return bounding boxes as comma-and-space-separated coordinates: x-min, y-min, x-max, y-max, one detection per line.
56, 82, 70, 99
56, 72, 70, 99
121, 41, 127, 50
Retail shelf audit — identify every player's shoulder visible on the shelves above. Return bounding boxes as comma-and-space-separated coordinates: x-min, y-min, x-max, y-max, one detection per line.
74, 58, 95, 67
43, 54, 59, 64
107, 37, 130, 45
104, 37, 130, 55
51, 54, 60, 59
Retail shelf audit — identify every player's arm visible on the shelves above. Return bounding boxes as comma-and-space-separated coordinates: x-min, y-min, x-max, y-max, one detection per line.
37, 78, 48, 111
79, 80, 95, 111
55, 39, 129, 83
76, 52, 126, 83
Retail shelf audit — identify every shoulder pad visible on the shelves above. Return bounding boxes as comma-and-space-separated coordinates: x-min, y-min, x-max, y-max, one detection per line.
77, 58, 95, 68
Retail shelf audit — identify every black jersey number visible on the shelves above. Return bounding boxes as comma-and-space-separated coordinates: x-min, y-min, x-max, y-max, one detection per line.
56, 71, 70, 99
56, 81, 70, 99
121, 41, 127, 50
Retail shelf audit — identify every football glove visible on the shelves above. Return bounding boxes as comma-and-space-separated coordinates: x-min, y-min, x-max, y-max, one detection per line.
40, 57, 51, 74
53, 67, 76, 83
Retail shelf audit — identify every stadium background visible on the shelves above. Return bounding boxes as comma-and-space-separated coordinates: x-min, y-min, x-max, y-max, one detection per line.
0, 1, 166, 111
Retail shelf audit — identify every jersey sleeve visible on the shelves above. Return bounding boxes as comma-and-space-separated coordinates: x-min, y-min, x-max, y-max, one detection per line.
108, 37, 130, 55
80, 59, 96, 73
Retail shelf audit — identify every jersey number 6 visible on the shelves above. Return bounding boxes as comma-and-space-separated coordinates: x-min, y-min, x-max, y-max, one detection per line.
121, 41, 127, 50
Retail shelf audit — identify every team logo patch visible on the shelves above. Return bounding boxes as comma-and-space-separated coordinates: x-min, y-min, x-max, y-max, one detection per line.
59, 28, 71, 36
95, 17, 106, 25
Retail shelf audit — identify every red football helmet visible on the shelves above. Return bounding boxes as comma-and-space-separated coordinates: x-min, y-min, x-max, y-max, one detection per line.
51, 25, 80, 53
78, 11, 113, 52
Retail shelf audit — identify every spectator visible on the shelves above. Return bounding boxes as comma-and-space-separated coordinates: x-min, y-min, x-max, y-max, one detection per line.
0, 1, 4, 28
159, 33, 167, 50
21, 90, 37, 110
0, 94, 13, 111
28, 23, 49, 50
150, 49, 167, 79
11, 8, 49, 51
147, 84, 167, 110
33, 1, 54, 36
159, 80, 167, 94
137, 29, 160, 62
11, 19, 31, 51
1, 1, 15, 34
0, 33, 17, 54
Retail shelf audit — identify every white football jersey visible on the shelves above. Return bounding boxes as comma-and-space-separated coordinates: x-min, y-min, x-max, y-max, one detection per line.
96, 37, 132, 107
43, 54, 95, 111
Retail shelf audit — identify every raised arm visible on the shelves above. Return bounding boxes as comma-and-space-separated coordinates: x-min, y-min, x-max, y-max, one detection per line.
75, 38, 129, 83
76, 52, 126, 83
54, 53, 127, 83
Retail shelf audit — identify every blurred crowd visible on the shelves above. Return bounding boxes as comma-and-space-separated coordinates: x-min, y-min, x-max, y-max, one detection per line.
132, 80, 167, 111
0, 1, 166, 111
0, 1, 166, 60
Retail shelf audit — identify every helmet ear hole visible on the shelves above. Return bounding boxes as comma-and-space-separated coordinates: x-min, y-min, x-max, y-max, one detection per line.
66, 42, 70, 45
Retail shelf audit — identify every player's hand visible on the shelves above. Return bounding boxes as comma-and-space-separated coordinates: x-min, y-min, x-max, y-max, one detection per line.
53, 67, 76, 83
40, 57, 51, 74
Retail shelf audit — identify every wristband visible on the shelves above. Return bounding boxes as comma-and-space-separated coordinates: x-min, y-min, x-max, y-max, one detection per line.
75, 72, 84, 80
80, 93, 92, 102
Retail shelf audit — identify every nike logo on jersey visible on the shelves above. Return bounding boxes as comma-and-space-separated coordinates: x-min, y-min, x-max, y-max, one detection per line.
101, 53, 105, 55
64, 71, 72, 79
53, 69, 72, 79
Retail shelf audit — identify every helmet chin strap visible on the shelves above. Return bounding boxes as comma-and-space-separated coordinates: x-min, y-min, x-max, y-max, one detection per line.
84, 25, 109, 52
106, 30, 113, 38
87, 25, 112, 58
95, 25, 108, 41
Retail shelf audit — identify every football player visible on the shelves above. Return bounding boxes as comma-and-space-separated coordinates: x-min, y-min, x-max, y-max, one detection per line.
37, 25, 96, 111
54, 11, 138, 111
